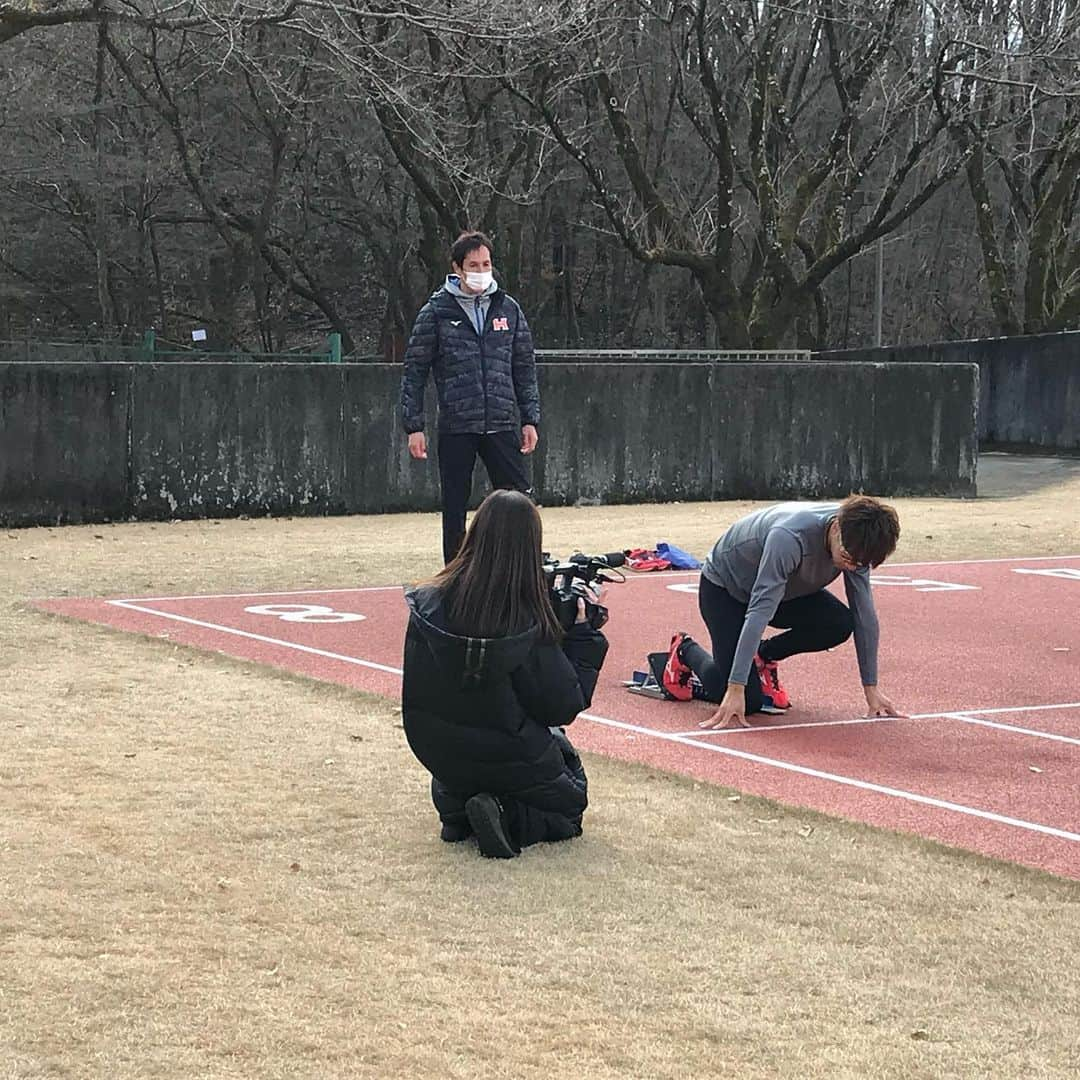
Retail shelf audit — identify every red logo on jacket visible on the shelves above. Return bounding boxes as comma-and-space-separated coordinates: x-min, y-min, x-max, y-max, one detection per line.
492, 317, 510, 331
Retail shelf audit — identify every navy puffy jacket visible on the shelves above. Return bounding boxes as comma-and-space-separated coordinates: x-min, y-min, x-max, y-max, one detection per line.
400, 287, 540, 435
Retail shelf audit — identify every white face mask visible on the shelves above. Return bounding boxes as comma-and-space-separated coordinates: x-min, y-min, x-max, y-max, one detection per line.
463, 271, 493, 291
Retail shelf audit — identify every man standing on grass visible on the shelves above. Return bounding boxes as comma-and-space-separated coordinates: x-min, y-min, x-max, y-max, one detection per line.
661, 496, 908, 728
400, 231, 540, 564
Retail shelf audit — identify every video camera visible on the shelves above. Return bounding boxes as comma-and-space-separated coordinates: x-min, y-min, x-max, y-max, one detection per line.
543, 551, 626, 631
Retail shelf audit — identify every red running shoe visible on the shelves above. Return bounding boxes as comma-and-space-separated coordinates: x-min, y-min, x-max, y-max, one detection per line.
754, 654, 791, 709
662, 632, 694, 701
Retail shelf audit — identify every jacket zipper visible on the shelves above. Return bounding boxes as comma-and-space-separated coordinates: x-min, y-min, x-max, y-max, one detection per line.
476, 296, 488, 431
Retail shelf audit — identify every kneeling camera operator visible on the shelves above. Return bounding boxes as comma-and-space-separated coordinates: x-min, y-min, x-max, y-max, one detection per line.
401, 490, 611, 860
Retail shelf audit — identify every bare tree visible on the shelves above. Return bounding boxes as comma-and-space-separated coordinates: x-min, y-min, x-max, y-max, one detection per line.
934, 0, 1080, 334
497, 0, 985, 347
5, 0, 1073, 351
0, 0, 302, 46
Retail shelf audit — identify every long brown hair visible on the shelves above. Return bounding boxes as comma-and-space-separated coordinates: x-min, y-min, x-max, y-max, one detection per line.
432, 490, 562, 642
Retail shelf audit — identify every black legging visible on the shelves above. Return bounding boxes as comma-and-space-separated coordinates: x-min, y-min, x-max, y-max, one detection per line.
681, 575, 855, 713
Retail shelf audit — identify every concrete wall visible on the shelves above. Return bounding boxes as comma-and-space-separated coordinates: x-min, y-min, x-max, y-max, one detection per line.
128, 364, 446, 518
0, 363, 131, 526
1, 359, 978, 527
537, 361, 977, 503
818, 331, 1080, 451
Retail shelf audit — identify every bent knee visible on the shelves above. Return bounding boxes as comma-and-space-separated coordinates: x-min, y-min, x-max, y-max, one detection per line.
826, 606, 855, 645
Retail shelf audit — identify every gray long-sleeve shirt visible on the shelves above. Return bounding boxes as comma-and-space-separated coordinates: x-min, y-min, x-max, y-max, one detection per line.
701, 502, 880, 687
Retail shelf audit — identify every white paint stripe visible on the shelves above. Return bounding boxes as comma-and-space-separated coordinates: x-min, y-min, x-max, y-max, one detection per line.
868, 554, 1080, 569
678, 707, 1080, 745
106, 600, 406, 676
622, 572, 698, 581
112, 585, 406, 603
676, 715, 903, 736
917, 701, 1080, 718
624, 554, 1080, 583
578, 711, 1080, 843
938, 713, 1080, 748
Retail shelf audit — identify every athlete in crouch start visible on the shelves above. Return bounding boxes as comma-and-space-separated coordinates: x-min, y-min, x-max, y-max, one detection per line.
661, 496, 907, 729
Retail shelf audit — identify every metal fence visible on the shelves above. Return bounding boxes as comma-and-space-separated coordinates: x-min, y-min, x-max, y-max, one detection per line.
0, 331, 347, 364
1, 336, 812, 366
535, 349, 811, 363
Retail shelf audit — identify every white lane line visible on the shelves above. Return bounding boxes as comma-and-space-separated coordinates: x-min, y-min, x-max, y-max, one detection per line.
623, 571, 697, 581
887, 554, 1080, 569
678, 704, 1080, 741
579, 711, 1080, 843
932, 701, 1080, 717
106, 600, 405, 676
677, 715, 903, 736
938, 712, 1080, 748
112, 586, 405, 603
626, 554, 1080, 580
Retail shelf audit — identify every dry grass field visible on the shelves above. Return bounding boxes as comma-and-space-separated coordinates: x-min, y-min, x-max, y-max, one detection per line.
2, 453, 1079, 1079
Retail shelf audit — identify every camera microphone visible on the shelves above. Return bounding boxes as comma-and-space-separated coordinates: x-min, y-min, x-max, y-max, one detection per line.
569, 551, 626, 569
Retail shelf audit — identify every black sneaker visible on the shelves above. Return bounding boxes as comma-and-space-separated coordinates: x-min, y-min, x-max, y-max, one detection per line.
465, 794, 520, 859
440, 821, 472, 843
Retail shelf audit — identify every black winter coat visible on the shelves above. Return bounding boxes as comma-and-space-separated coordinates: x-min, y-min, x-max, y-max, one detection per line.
400, 287, 540, 436
402, 585, 608, 813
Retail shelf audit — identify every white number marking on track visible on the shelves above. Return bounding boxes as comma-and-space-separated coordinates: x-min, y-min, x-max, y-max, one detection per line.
244, 603, 367, 623
669, 577, 979, 594
868, 575, 979, 592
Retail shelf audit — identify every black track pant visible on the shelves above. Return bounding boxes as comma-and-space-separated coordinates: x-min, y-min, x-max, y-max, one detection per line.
438, 430, 532, 564
681, 574, 855, 713
430, 731, 588, 849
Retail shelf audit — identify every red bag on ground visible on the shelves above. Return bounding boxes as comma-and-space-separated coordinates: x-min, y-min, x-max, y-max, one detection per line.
624, 548, 672, 572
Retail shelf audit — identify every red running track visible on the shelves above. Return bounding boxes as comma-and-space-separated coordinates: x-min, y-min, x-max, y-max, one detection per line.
38, 555, 1080, 879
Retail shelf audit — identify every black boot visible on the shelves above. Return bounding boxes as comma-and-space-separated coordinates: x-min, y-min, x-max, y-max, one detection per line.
440, 821, 472, 843
465, 794, 520, 859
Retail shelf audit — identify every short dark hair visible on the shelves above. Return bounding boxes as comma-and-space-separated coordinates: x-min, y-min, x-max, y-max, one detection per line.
432, 489, 562, 643
450, 231, 494, 268
837, 495, 900, 568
